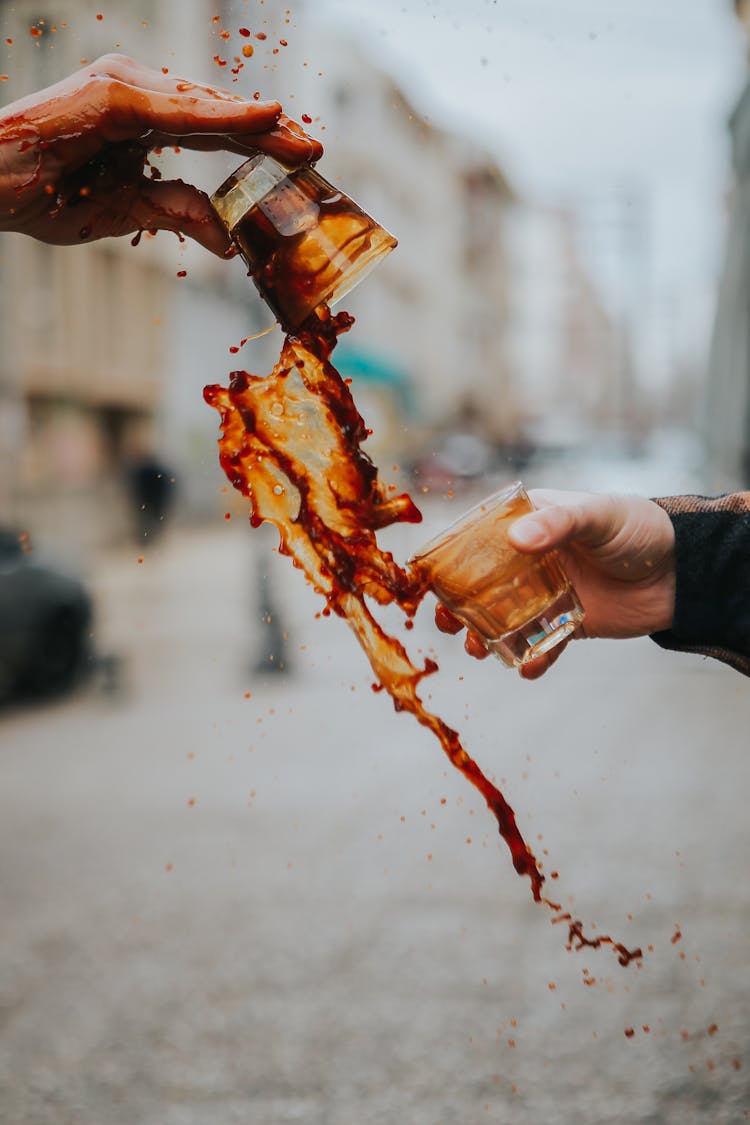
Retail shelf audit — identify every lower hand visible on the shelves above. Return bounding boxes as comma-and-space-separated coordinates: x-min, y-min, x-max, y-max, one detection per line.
435, 489, 676, 679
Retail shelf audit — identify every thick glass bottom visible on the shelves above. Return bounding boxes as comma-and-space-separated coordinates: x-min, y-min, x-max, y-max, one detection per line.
485, 587, 585, 669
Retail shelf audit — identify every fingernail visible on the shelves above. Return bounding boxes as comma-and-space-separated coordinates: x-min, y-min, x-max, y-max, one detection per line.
511, 519, 547, 550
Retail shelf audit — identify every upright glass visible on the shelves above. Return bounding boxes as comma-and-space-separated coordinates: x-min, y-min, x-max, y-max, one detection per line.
410, 481, 585, 669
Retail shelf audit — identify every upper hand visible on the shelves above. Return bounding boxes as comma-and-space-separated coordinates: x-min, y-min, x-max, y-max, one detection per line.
435, 489, 676, 679
0, 54, 323, 254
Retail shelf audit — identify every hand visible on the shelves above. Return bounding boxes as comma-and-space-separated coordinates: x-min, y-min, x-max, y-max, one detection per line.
435, 489, 676, 679
0, 54, 323, 255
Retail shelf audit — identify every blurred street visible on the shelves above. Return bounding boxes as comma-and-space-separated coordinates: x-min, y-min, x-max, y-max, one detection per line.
1, 496, 749, 1125
2, 2, 750, 1122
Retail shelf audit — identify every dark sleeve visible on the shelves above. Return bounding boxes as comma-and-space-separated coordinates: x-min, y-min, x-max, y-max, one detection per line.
649, 492, 750, 676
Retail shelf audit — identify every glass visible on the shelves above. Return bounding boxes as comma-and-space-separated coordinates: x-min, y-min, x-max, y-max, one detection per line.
410, 481, 585, 669
210, 154, 398, 331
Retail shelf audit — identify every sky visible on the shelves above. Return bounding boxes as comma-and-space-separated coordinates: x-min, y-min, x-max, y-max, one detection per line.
313, 0, 748, 379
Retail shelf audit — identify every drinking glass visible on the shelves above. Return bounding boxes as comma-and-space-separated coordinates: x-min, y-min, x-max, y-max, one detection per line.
211, 155, 397, 330
410, 481, 584, 668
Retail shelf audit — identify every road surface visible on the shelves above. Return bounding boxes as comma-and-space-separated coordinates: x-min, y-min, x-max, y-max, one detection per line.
1, 507, 749, 1124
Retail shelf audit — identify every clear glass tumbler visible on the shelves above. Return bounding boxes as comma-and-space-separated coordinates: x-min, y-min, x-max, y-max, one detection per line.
410, 481, 585, 669
210, 154, 397, 331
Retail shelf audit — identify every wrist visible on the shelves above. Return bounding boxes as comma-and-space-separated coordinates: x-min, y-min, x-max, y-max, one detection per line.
651, 496, 750, 652
648, 500, 676, 632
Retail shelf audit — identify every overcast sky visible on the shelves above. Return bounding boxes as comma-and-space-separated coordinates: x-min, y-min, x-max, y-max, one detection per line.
313, 0, 748, 371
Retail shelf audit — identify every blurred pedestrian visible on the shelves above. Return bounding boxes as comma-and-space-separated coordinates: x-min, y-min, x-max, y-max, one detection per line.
126, 452, 176, 548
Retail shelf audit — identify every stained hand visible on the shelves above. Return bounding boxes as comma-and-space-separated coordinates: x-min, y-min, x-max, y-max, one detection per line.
0, 54, 322, 254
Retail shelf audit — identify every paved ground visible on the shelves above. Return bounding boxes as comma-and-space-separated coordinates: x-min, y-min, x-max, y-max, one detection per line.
1, 501, 749, 1124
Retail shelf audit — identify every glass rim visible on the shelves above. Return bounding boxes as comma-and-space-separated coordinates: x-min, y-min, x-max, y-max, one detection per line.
409, 480, 527, 564
210, 153, 291, 232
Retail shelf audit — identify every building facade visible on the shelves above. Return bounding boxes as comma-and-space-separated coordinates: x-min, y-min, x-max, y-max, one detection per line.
1, 0, 622, 557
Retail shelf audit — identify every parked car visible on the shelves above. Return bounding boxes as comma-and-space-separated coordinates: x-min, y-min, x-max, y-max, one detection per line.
0, 528, 93, 701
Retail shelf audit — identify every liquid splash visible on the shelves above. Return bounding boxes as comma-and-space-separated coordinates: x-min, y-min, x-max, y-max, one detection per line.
205, 306, 642, 968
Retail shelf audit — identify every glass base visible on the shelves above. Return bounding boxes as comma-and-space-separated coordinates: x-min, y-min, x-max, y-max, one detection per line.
485, 588, 585, 669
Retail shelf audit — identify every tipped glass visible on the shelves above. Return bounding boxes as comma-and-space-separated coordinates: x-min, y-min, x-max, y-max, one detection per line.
211, 154, 397, 331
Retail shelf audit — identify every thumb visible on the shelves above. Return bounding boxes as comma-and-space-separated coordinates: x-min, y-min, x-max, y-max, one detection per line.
509, 497, 618, 554
132, 178, 231, 256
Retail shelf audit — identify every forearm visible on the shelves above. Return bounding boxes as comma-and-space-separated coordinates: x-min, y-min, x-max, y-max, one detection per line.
651, 492, 750, 675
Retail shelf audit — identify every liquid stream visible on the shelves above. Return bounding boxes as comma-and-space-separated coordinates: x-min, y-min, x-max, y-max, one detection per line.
205, 307, 641, 969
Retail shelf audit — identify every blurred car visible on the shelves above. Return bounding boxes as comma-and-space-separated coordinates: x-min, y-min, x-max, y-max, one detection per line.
0, 528, 93, 701
410, 431, 496, 492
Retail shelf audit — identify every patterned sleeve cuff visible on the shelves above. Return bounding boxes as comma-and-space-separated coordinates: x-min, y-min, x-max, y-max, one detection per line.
650, 493, 750, 677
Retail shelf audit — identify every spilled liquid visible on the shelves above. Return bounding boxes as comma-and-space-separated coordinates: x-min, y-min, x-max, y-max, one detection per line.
205, 307, 641, 968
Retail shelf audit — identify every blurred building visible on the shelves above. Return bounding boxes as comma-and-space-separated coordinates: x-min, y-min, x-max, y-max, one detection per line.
502, 203, 619, 453
703, 0, 750, 486
240, 7, 516, 458
0, 1, 264, 554
249, 3, 625, 456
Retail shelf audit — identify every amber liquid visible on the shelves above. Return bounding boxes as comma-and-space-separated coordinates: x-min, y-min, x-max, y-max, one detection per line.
205, 308, 641, 969
230, 166, 396, 331
416, 493, 570, 641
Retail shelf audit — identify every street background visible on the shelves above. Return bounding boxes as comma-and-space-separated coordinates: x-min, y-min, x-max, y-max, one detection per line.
2, 478, 750, 1124
3, 1, 750, 1122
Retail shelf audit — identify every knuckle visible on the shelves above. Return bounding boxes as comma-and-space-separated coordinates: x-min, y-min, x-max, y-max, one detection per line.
77, 75, 113, 115
603, 496, 625, 538
555, 505, 580, 540
88, 52, 135, 76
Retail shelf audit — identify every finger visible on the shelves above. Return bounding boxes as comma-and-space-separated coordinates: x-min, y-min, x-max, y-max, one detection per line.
87, 54, 252, 103
509, 497, 617, 555
518, 655, 550, 680
435, 603, 464, 635
89, 58, 322, 161
149, 121, 323, 165
131, 178, 231, 255
464, 631, 490, 660
102, 79, 282, 142
263, 114, 324, 165
518, 639, 568, 680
